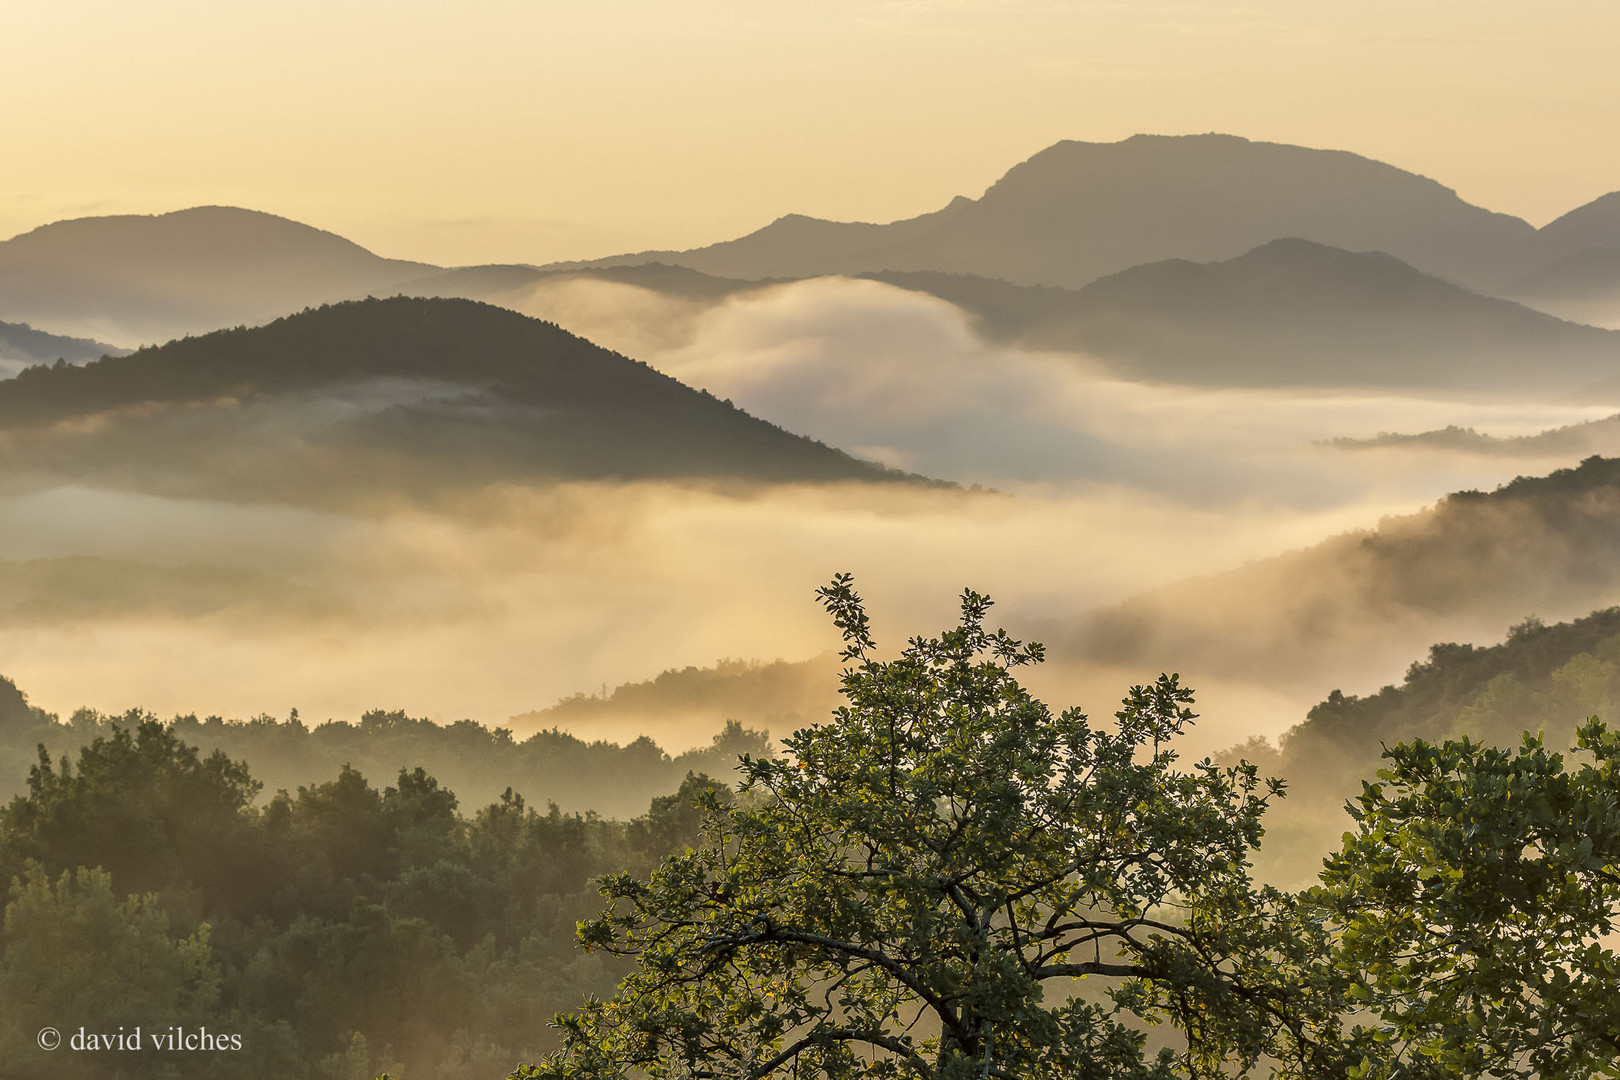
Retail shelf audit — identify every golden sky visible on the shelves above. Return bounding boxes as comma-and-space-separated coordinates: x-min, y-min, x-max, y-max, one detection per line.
4, 0, 1619, 266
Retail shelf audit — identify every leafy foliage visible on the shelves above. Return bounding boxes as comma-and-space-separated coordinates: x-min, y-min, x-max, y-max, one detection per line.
0, 718, 735, 1078
1321, 724, 1620, 1078
520, 576, 1348, 1080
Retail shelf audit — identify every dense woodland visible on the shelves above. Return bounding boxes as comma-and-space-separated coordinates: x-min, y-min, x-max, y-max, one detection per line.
1279, 604, 1620, 786
0, 699, 741, 1079
1082, 455, 1620, 690
0, 676, 768, 818
12, 603, 1620, 1075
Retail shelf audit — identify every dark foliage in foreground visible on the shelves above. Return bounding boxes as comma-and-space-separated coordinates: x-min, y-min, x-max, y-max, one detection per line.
0, 717, 735, 1079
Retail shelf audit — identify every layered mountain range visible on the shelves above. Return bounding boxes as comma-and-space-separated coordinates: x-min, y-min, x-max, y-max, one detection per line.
8, 134, 1620, 364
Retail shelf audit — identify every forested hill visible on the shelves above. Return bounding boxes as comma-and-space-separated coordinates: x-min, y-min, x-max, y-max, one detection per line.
1282, 606, 1620, 780
0, 684, 746, 1078
0, 296, 921, 502
1078, 456, 1620, 693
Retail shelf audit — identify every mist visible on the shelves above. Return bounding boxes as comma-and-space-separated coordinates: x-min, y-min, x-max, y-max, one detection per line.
0, 277, 1612, 761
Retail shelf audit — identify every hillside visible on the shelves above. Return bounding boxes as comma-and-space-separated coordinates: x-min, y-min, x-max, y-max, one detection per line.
1505, 246, 1620, 329
1327, 414, 1620, 458
1075, 456, 1620, 693
565, 134, 1536, 290
0, 207, 434, 345
510, 654, 840, 747
1534, 191, 1620, 265
867, 239, 1620, 395
0, 296, 921, 505
1492, 191, 1620, 326
1282, 606, 1620, 778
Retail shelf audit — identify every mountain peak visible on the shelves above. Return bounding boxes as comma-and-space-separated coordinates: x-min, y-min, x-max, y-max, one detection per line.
588, 134, 1533, 291
0, 207, 436, 346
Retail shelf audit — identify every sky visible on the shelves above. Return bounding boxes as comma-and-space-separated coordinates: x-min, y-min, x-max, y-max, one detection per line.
4, 1, 1620, 266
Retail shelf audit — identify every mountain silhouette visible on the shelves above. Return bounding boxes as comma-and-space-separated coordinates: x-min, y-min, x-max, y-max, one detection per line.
562, 134, 1536, 290
1506, 247, 1620, 329
1325, 414, 1620, 458
408, 241, 1620, 397
1535, 191, 1620, 263
1491, 190, 1620, 326
0, 296, 921, 504
874, 239, 1620, 395
0, 207, 434, 346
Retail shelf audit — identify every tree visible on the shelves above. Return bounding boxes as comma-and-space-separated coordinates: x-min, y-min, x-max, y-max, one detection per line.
0, 720, 262, 911
516, 575, 1347, 1080
1320, 724, 1620, 1078
0, 865, 220, 1080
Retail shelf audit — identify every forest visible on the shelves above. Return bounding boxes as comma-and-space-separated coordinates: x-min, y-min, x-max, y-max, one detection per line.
9, 579, 1620, 1078
0, 698, 744, 1079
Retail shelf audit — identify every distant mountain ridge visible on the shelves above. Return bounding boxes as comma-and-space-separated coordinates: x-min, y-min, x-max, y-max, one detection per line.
865, 238, 1620, 395
1326, 414, 1620, 458
0, 207, 433, 345
484, 241, 1620, 397
557, 134, 1541, 290
10, 135, 1620, 351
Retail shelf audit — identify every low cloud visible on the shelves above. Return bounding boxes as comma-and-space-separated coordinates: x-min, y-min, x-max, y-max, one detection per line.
1, 276, 1614, 759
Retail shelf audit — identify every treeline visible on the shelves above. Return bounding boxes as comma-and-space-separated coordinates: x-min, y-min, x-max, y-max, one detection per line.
0, 674, 767, 818
0, 716, 739, 1079
1084, 454, 1620, 690
1220, 604, 1620, 882
1282, 604, 1620, 780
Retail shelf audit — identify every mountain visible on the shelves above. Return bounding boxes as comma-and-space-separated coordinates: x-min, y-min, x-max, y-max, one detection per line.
1535, 191, 1620, 264
1494, 191, 1620, 326
1504, 246, 1620, 329
0, 207, 435, 345
1282, 605, 1620, 780
1072, 456, 1620, 694
1327, 414, 1620, 458
409, 242, 1620, 397
0, 296, 923, 505
563, 134, 1536, 290
0, 319, 126, 375
867, 239, 1620, 395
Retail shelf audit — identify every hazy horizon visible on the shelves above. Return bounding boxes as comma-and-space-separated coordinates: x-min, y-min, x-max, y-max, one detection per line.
7, 2, 1620, 266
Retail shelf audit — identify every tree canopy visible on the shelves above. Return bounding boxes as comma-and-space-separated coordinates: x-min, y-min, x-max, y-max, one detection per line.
520, 576, 1620, 1080
519, 577, 1343, 1079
